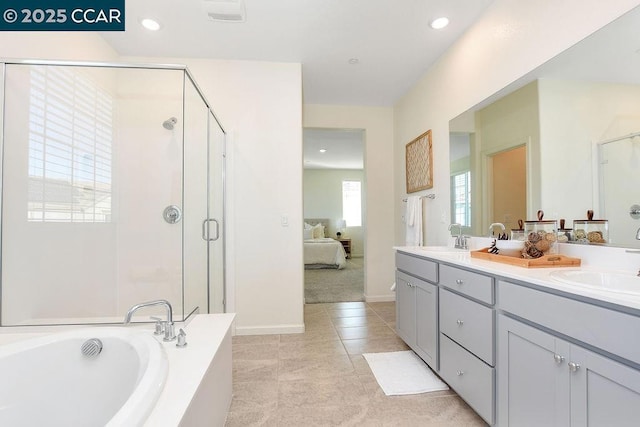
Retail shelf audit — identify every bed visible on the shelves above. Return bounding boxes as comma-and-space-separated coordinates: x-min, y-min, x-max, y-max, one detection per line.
304, 218, 347, 269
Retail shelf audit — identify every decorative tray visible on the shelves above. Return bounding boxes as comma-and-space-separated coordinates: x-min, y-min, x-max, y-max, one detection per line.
470, 247, 581, 268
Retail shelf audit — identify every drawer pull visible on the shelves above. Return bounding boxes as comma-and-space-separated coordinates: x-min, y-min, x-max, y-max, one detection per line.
456, 319, 464, 326
455, 279, 464, 285
568, 362, 581, 373
456, 370, 465, 376
553, 354, 565, 364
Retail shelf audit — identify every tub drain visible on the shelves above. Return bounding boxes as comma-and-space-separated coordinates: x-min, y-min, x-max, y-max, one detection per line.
81, 338, 103, 358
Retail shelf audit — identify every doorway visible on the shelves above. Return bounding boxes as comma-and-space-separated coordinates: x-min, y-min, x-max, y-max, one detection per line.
302, 128, 365, 303
488, 145, 527, 230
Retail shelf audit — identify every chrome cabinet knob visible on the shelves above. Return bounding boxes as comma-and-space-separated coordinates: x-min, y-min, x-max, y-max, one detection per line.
455, 279, 464, 285
553, 354, 565, 364
456, 370, 464, 376
456, 319, 464, 326
568, 362, 581, 373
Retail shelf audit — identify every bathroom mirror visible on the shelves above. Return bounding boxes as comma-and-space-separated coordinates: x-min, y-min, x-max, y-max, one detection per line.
449, 5, 640, 249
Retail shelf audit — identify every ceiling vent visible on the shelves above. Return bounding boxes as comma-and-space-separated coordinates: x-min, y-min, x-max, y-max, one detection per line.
202, 0, 246, 23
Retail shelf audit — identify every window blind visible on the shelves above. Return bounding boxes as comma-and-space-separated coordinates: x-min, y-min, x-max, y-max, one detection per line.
27, 66, 113, 222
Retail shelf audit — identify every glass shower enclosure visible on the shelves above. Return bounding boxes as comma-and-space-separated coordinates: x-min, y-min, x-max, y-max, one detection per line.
0, 60, 225, 326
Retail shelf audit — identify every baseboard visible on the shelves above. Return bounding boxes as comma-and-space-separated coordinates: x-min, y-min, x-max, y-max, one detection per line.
365, 294, 396, 302
234, 323, 305, 336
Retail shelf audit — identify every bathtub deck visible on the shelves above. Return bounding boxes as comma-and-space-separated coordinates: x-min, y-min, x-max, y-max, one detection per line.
144, 313, 235, 427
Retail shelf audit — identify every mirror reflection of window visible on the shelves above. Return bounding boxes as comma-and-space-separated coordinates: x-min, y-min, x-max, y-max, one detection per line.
451, 171, 471, 227
450, 131, 472, 233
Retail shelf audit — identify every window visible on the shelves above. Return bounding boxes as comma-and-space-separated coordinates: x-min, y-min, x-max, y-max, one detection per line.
451, 171, 471, 227
27, 66, 113, 222
342, 180, 362, 227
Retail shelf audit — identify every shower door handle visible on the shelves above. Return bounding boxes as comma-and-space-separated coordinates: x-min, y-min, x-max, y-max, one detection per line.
202, 219, 220, 241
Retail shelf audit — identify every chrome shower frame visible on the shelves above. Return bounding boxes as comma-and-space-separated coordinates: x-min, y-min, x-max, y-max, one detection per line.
0, 58, 228, 324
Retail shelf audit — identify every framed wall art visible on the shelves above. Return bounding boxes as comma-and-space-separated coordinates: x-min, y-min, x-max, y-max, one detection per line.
405, 130, 433, 193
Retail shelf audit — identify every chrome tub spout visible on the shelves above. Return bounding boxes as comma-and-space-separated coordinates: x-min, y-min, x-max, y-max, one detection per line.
123, 299, 176, 341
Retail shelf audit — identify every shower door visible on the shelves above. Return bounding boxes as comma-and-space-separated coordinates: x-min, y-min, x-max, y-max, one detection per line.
0, 62, 215, 325
208, 111, 226, 313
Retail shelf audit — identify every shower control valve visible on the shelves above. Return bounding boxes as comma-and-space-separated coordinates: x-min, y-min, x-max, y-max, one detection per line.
163, 205, 182, 224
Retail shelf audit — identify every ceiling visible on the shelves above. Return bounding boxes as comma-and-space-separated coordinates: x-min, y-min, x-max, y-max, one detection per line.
100, 0, 494, 107
303, 128, 364, 170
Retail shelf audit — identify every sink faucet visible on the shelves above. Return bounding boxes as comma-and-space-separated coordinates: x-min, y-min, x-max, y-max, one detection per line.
488, 222, 506, 238
448, 223, 468, 249
124, 299, 176, 341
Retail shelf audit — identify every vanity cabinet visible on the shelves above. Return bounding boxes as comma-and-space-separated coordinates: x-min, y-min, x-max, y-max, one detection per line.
498, 280, 640, 426
395, 248, 640, 426
395, 252, 439, 369
498, 314, 640, 426
438, 265, 495, 425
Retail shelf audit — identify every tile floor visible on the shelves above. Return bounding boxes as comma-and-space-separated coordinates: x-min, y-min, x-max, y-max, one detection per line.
225, 301, 486, 426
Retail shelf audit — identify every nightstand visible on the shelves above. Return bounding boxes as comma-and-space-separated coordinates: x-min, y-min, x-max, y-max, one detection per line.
337, 238, 351, 258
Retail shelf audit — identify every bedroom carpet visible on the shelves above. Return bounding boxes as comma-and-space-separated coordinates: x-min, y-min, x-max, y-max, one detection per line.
304, 257, 364, 303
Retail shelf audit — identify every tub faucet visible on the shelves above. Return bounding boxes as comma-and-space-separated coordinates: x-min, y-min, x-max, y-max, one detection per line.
124, 299, 176, 341
488, 222, 506, 238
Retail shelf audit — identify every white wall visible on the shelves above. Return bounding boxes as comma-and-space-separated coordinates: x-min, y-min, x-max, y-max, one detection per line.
304, 168, 365, 256
393, 0, 640, 247
303, 104, 396, 301
0, 33, 117, 61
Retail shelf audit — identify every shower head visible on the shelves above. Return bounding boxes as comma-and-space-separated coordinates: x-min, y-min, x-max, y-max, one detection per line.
162, 117, 178, 130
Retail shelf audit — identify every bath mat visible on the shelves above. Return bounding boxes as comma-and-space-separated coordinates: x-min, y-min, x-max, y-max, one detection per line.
362, 350, 448, 396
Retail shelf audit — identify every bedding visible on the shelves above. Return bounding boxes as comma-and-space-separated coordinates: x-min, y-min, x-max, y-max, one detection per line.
304, 238, 347, 269
303, 218, 347, 269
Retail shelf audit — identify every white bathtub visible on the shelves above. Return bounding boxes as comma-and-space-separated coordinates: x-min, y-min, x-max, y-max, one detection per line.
0, 327, 168, 427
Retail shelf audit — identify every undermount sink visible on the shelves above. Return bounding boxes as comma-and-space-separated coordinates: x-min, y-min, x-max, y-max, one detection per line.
420, 246, 468, 253
549, 270, 640, 296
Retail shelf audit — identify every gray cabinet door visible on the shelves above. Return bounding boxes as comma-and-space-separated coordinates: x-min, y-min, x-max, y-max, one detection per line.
415, 280, 438, 368
395, 271, 415, 346
498, 315, 570, 427
570, 345, 640, 427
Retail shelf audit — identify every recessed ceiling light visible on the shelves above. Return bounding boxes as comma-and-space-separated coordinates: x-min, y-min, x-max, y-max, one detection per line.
319, 148, 327, 153
348, 58, 360, 65
430, 17, 449, 30
141, 18, 161, 31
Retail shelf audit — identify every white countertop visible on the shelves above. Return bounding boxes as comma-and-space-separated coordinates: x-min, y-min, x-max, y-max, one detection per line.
395, 245, 640, 313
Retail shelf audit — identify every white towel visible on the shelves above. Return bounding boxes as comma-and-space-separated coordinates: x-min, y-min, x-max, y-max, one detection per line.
405, 196, 423, 246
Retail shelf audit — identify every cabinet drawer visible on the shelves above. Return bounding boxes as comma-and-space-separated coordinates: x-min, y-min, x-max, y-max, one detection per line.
499, 280, 640, 366
440, 334, 495, 425
440, 288, 495, 365
396, 251, 438, 283
440, 264, 494, 304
